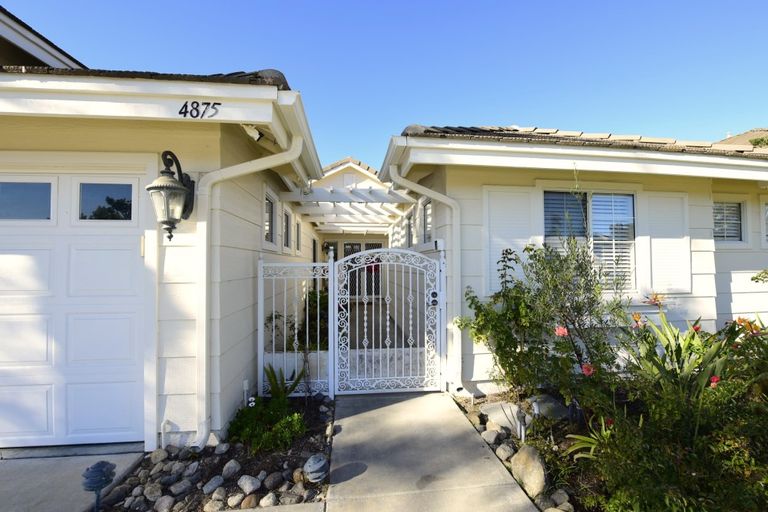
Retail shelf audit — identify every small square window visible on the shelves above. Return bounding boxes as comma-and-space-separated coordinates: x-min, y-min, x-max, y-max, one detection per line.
0, 182, 51, 220
713, 202, 743, 241
79, 183, 132, 220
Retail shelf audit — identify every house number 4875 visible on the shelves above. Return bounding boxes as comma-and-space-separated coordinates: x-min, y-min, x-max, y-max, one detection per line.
178, 101, 222, 119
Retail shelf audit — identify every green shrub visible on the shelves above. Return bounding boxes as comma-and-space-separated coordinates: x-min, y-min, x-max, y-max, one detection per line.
457, 238, 626, 412
227, 397, 306, 454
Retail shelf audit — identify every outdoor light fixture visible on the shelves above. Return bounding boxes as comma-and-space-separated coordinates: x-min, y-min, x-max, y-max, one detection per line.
146, 150, 195, 240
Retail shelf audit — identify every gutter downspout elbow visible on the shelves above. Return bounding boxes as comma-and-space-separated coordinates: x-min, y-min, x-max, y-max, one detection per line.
388, 164, 463, 393
192, 136, 304, 449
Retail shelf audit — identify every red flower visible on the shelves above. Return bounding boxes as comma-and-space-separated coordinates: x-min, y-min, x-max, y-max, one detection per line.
554, 325, 569, 337
605, 418, 614, 427
581, 363, 595, 377
692, 324, 701, 332
710, 375, 721, 388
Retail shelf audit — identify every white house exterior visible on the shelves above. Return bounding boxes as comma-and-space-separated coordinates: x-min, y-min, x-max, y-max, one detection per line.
382, 125, 768, 395
1, 9, 767, 449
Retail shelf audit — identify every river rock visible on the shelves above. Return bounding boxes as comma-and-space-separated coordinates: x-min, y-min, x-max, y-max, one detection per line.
143, 483, 163, 502
132, 485, 144, 497
495, 443, 515, 461
280, 493, 303, 505
510, 445, 546, 498
557, 503, 575, 512
535, 495, 555, 510
240, 494, 258, 508
212, 487, 227, 501
480, 401, 533, 439
227, 493, 244, 507
154, 495, 175, 512
202, 475, 224, 495
102, 484, 131, 506
130, 497, 148, 511
222, 459, 241, 480
263, 471, 284, 490
303, 453, 329, 483
214, 443, 230, 455
551, 488, 569, 506
481, 429, 502, 445
203, 500, 224, 512
257, 470, 268, 481
528, 394, 569, 421
150, 448, 169, 465
259, 492, 279, 507
183, 461, 199, 477
169, 479, 192, 496
237, 474, 260, 495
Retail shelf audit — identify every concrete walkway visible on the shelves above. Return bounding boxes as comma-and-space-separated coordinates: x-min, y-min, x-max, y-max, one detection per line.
326, 393, 537, 512
0, 450, 142, 512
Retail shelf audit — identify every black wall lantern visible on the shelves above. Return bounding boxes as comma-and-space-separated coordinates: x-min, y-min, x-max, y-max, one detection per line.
146, 150, 195, 240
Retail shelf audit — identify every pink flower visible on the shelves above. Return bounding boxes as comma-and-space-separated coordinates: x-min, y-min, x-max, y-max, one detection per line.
692, 325, 701, 332
710, 375, 721, 388
605, 418, 614, 427
554, 325, 569, 337
581, 363, 595, 377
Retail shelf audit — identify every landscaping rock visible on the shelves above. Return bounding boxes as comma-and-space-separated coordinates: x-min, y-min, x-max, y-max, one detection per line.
143, 483, 163, 502
150, 448, 169, 465
280, 493, 304, 505
183, 461, 199, 477
203, 499, 224, 512
177, 447, 193, 461
154, 495, 175, 512
282, 469, 292, 482
510, 445, 546, 498
257, 469, 268, 481
130, 497, 148, 511
481, 429, 502, 445
150, 462, 164, 476
259, 492, 279, 507
544, 509, 562, 512
214, 443, 230, 455
535, 495, 556, 510
278, 481, 291, 492
240, 494, 258, 508
495, 443, 515, 461
292, 467, 304, 483
475, 424, 486, 432
166, 445, 180, 459
480, 401, 533, 439
291, 482, 306, 495
102, 484, 131, 507
202, 475, 224, 495
124, 497, 135, 509
158, 473, 180, 487
528, 395, 569, 421
237, 474, 261, 495
132, 485, 145, 497
138, 469, 150, 483
162, 461, 174, 472
263, 471, 284, 490
222, 459, 241, 479
303, 488, 318, 502
170, 461, 185, 475
557, 503, 574, 512
466, 411, 482, 426
169, 479, 192, 496
212, 486, 226, 501
303, 453, 329, 483
228, 493, 245, 507
551, 489, 569, 506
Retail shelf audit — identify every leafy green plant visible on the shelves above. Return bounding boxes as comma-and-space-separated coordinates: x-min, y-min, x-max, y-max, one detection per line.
564, 416, 620, 460
227, 396, 306, 454
265, 364, 306, 403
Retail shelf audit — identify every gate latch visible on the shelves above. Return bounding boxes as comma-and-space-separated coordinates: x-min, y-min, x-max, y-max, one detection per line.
429, 290, 439, 306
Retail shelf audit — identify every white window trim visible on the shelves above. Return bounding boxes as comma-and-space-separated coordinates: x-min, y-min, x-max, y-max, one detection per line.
760, 194, 768, 249
0, 175, 57, 226
282, 205, 294, 254
713, 193, 750, 249
421, 198, 433, 244
71, 175, 139, 228
263, 185, 278, 252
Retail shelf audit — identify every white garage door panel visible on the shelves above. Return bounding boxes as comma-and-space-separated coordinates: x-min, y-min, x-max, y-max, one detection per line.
0, 249, 53, 294
69, 245, 139, 297
67, 313, 135, 365
0, 169, 149, 447
66, 381, 140, 436
0, 385, 53, 437
0, 315, 52, 366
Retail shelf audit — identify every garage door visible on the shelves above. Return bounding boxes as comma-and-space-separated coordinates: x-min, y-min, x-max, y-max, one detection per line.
0, 171, 149, 447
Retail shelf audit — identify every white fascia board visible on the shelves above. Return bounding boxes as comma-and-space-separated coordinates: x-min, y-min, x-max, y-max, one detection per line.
0, 74, 278, 124
321, 161, 379, 181
277, 91, 323, 180
379, 136, 407, 181
397, 137, 768, 181
0, 12, 83, 68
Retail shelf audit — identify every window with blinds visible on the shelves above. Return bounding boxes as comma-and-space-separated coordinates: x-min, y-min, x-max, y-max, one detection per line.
543, 191, 635, 289
713, 202, 743, 241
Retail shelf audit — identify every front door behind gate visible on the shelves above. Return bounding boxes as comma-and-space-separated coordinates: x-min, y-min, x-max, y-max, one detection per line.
334, 249, 442, 393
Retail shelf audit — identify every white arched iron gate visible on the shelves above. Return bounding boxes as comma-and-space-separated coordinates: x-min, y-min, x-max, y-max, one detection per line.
258, 248, 445, 397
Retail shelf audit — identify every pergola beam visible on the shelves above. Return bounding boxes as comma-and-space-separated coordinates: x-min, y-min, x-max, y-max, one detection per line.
280, 187, 414, 203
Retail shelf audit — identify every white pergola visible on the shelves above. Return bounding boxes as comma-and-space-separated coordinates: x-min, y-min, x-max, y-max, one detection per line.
284, 158, 412, 235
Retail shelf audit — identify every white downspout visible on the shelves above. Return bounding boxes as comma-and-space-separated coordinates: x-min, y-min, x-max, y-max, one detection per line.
388, 164, 463, 393
192, 136, 304, 448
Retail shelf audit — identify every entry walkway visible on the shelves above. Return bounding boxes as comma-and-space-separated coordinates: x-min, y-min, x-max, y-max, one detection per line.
326, 393, 537, 512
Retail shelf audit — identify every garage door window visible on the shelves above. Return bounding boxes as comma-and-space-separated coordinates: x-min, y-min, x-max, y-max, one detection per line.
0, 181, 52, 220
79, 183, 132, 221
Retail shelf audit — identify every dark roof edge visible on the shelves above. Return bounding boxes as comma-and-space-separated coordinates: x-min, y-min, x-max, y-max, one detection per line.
0, 66, 291, 90
0, 6, 86, 68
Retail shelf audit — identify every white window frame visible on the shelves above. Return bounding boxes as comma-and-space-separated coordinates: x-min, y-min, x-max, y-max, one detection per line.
71, 176, 139, 228
761, 194, 768, 249
713, 193, 750, 249
0, 175, 57, 226
282, 206, 293, 254
537, 180, 643, 293
263, 186, 278, 252
422, 199, 433, 244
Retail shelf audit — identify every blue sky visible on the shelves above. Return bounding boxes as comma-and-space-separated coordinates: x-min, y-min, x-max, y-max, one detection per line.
5, 1, 768, 169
